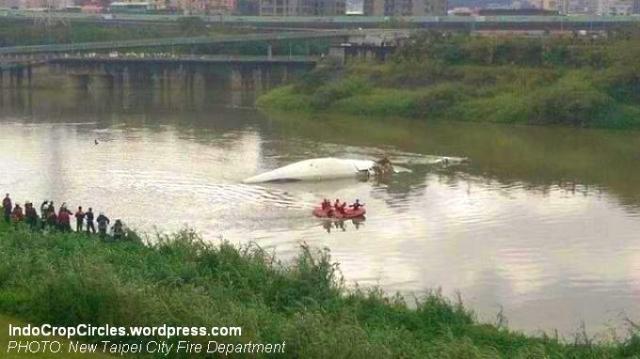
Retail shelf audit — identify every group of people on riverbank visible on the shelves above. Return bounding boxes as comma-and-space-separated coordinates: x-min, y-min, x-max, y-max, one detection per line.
2, 193, 127, 240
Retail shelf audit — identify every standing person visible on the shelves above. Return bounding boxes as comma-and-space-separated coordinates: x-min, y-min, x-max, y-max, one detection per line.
40, 201, 49, 229
57, 206, 72, 232
46, 207, 58, 230
96, 212, 110, 238
85, 208, 96, 234
11, 204, 24, 223
3, 194, 12, 223
112, 220, 124, 241
47, 202, 55, 219
25, 202, 38, 229
75, 206, 85, 232
58, 203, 69, 217
40, 201, 48, 216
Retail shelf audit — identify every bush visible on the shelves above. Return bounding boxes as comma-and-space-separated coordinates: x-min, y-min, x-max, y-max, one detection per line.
332, 89, 419, 117
294, 61, 344, 94
409, 84, 471, 118
528, 74, 615, 126
309, 77, 370, 110
256, 86, 312, 112
598, 64, 640, 104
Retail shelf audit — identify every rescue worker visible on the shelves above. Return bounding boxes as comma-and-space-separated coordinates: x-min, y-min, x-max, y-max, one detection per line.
96, 212, 110, 238
47, 202, 55, 219
58, 203, 69, 217
338, 202, 347, 215
40, 200, 48, 216
11, 204, 24, 223
350, 199, 364, 211
46, 207, 58, 229
75, 206, 85, 232
25, 202, 38, 229
40, 201, 49, 229
85, 208, 96, 234
3, 193, 12, 223
57, 206, 72, 232
112, 219, 124, 241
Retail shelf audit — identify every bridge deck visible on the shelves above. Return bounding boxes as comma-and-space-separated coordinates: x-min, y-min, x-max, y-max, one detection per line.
49, 55, 318, 65
0, 30, 371, 55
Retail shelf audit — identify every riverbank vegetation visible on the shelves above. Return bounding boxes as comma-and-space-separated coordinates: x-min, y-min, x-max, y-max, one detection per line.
0, 221, 638, 358
258, 30, 640, 129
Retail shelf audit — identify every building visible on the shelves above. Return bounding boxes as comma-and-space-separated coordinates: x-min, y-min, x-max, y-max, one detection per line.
542, 0, 569, 13
109, 0, 172, 10
234, 0, 259, 14
597, 0, 633, 14
363, 0, 447, 15
259, 0, 344, 15
179, 0, 236, 13
16, 0, 74, 8
565, 0, 598, 14
0, 0, 20, 7
345, 0, 363, 13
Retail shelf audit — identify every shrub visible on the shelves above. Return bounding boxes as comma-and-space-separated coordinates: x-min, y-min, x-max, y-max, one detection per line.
409, 84, 471, 118
309, 77, 370, 110
528, 74, 615, 126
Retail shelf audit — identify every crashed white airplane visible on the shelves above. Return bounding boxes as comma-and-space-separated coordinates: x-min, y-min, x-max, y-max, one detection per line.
243, 158, 377, 183
242, 156, 468, 184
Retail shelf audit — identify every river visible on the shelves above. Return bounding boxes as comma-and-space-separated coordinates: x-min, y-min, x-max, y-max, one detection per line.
1, 83, 639, 339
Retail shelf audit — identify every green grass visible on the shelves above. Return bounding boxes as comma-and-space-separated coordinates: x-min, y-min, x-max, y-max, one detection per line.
0, 221, 638, 358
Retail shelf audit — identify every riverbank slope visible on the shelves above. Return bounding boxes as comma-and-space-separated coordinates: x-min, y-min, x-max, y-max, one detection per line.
0, 221, 637, 358
258, 31, 640, 129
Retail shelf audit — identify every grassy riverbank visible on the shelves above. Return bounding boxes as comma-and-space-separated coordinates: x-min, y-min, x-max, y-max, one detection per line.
258, 31, 640, 129
0, 221, 638, 357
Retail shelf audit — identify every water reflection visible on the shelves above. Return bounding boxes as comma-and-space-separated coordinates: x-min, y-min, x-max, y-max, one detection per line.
320, 218, 365, 234
0, 84, 640, 337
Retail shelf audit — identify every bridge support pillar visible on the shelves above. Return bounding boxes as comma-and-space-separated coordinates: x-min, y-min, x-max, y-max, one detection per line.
14, 68, 23, 88
26, 65, 32, 88
267, 45, 273, 60
76, 75, 90, 92
230, 67, 242, 91
253, 68, 262, 93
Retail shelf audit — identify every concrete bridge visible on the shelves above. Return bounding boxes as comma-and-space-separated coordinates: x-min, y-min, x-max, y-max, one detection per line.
0, 30, 408, 90
0, 53, 318, 96
0, 29, 405, 56
49, 54, 319, 66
